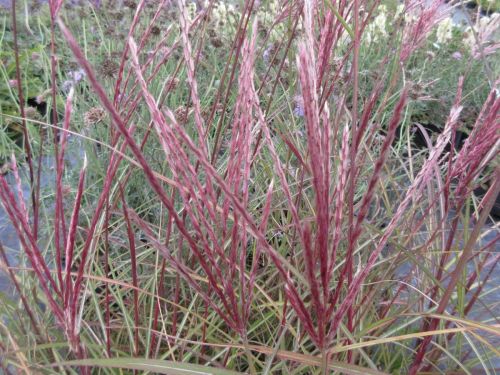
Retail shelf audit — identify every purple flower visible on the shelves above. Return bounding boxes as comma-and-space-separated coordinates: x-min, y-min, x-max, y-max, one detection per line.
62, 68, 86, 92
263, 45, 272, 65
293, 95, 304, 117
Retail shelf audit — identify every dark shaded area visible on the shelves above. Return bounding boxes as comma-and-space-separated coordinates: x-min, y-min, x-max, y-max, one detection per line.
27, 97, 47, 117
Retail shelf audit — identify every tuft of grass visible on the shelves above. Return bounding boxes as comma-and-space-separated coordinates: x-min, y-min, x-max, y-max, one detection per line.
0, 0, 498, 374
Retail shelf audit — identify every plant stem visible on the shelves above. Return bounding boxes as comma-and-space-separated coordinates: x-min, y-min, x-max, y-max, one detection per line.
321, 350, 329, 375
242, 335, 257, 375
11, 0, 36, 239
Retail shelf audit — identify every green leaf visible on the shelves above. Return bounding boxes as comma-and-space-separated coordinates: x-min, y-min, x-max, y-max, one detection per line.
50, 358, 244, 375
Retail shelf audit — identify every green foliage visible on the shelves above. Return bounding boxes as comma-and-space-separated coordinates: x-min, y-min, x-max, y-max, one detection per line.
476, 0, 500, 12
0, 1, 498, 374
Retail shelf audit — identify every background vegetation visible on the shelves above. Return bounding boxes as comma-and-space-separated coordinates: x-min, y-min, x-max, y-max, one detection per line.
0, 0, 499, 373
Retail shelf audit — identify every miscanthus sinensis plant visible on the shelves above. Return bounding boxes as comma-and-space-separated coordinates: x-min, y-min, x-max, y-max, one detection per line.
0, 0, 499, 374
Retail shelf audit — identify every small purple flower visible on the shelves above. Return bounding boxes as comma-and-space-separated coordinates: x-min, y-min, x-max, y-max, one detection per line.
71, 69, 86, 82
62, 68, 86, 92
452, 51, 462, 60
263, 45, 272, 65
293, 95, 304, 117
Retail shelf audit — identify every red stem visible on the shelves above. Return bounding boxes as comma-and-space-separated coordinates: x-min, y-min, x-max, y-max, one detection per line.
120, 186, 140, 357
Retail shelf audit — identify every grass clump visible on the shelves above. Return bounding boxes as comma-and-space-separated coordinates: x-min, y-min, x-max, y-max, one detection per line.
0, 0, 499, 374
